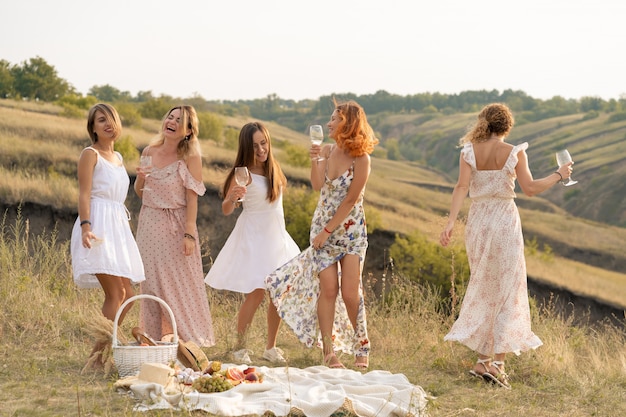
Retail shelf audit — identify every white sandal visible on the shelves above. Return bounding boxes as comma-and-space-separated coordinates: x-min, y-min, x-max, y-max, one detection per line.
484, 360, 511, 389
468, 357, 491, 379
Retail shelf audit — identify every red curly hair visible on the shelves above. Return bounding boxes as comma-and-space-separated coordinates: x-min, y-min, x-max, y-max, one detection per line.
332, 99, 378, 157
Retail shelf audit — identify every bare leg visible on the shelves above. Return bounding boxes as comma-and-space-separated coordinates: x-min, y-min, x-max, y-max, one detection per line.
266, 296, 281, 350
236, 288, 265, 349
318, 264, 343, 367
88, 274, 133, 368
339, 255, 369, 367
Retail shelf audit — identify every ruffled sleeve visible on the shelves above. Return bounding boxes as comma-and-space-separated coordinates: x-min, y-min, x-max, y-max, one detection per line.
177, 161, 206, 196
504, 142, 529, 174
461, 143, 476, 169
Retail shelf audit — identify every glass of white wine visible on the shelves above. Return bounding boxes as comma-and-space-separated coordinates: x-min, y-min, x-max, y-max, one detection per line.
234, 166, 250, 202
309, 125, 324, 161
140, 155, 153, 191
555, 149, 578, 186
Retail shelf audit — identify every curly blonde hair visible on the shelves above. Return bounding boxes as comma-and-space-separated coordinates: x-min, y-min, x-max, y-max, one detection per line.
333, 99, 379, 157
460, 103, 514, 145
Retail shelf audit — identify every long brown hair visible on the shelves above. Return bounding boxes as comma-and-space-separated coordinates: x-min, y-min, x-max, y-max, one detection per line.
222, 121, 286, 203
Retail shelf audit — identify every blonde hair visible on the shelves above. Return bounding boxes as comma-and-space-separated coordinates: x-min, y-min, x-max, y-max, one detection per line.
150, 105, 201, 159
86, 103, 122, 143
332, 99, 379, 157
461, 103, 514, 145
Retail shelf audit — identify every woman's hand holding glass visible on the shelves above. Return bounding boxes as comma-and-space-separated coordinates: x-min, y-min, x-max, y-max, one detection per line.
309, 125, 325, 161
234, 167, 250, 202
555, 149, 577, 186
139, 155, 153, 191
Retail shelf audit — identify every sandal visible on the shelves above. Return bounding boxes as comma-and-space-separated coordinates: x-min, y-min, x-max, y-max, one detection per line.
324, 352, 346, 369
354, 355, 369, 369
468, 357, 491, 379
483, 360, 511, 389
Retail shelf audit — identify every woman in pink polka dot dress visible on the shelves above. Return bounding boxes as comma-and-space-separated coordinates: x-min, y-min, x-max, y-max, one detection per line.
440, 103, 573, 389
134, 105, 215, 347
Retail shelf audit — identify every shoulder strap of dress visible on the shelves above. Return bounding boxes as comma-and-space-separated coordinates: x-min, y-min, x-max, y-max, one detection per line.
84, 146, 99, 158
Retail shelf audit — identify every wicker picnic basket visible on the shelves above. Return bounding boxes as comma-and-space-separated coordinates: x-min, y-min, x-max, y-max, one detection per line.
112, 294, 179, 378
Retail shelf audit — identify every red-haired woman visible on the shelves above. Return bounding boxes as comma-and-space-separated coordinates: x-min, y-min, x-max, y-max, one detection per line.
266, 99, 378, 369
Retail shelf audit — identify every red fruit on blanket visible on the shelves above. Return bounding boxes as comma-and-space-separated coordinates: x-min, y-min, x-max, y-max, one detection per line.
244, 372, 260, 382
226, 367, 245, 382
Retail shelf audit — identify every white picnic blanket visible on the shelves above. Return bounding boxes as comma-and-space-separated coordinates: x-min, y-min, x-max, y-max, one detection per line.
119, 365, 428, 416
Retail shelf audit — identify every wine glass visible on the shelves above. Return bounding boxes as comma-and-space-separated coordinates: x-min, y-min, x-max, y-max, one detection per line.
234, 166, 250, 202
140, 155, 153, 191
555, 149, 578, 186
309, 125, 324, 161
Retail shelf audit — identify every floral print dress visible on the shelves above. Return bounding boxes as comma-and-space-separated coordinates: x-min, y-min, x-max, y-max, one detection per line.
444, 142, 543, 356
265, 163, 370, 356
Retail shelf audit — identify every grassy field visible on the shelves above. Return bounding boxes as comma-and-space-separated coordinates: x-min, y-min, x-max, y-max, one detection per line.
2, 99, 626, 312
1, 99, 626, 416
1, 213, 625, 416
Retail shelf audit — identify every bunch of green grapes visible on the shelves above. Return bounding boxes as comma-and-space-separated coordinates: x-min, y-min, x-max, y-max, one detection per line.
191, 375, 234, 393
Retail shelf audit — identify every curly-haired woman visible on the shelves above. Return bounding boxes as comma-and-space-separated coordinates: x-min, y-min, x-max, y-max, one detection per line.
440, 103, 573, 388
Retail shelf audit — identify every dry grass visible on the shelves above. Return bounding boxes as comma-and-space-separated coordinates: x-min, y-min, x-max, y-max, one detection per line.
1, 211, 625, 416
2, 99, 626, 312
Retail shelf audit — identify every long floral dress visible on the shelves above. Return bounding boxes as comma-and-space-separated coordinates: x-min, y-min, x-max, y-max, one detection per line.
444, 142, 543, 356
137, 160, 215, 348
265, 164, 370, 356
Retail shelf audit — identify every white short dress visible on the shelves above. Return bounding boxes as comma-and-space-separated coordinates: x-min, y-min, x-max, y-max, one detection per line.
205, 173, 300, 293
70, 148, 145, 288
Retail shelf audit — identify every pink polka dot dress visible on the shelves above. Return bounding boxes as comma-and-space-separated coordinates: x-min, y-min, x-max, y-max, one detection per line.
137, 160, 215, 347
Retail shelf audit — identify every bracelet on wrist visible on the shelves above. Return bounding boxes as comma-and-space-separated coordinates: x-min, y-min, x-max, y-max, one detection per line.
80, 220, 91, 226
323, 226, 332, 234
554, 171, 563, 182
184, 233, 195, 240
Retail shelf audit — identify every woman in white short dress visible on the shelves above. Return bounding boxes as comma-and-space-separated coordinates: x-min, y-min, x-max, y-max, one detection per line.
206, 122, 300, 364
70, 103, 145, 368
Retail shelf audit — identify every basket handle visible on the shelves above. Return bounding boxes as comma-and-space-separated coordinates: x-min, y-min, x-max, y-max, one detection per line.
111, 294, 178, 347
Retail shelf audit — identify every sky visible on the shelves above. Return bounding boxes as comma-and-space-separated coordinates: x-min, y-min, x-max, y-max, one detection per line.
2, 0, 625, 102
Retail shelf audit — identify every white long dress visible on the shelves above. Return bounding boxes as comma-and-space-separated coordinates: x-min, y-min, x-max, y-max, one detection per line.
205, 173, 300, 293
70, 148, 145, 288
444, 142, 542, 356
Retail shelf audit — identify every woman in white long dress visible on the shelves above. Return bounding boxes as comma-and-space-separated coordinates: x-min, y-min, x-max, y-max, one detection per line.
206, 122, 300, 364
70, 103, 145, 368
440, 103, 573, 388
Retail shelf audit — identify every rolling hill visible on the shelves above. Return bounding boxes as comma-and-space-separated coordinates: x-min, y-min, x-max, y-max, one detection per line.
1, 99, 626, 312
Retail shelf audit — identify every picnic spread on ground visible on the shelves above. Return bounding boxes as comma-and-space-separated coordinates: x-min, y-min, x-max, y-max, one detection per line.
114, 361, 429, 416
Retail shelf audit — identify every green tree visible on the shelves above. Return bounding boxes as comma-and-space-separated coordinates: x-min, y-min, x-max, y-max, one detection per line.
89, 84, 131, 102
140, 97, 175, 120
389, 230, 469, 298
11, 56, 72, 101
0, 59, 15, 98
197, 111, 224, 141
114, 134, 140, 162
283, 186, 318, 249
115, 102, 142, 127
